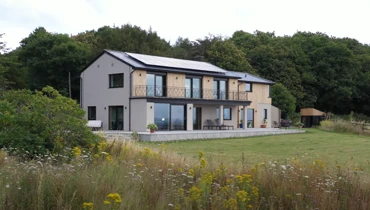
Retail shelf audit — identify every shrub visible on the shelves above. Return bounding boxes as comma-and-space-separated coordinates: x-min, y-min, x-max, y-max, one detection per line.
319, 119, 369, 136
0, 86, 101, 157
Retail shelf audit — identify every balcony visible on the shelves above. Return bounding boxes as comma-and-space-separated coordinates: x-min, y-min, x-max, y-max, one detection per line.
134, 85, 248, 101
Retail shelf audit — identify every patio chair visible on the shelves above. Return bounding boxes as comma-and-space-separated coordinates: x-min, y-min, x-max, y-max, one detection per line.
273, 121, 280, 128
215, 119, 234, 130
203, 119, 220, 130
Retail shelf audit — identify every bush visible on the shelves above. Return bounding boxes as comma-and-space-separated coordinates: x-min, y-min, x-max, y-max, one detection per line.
0, 86, 101, 157
319, 119, 369, 136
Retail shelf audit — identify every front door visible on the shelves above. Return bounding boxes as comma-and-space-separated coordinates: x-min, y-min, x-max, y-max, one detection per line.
109, 106, 124, 130
193, 107, 202, 130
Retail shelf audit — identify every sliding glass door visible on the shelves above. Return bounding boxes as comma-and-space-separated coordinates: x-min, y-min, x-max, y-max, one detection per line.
213, 80, 227, 99
154, 103, 186, 131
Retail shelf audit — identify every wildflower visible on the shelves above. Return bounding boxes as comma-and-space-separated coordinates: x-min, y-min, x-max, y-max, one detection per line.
189, 186, 202, 202
72, 147, 82, 157
188, 169, 195, 177
236, 190, 248, 202
199, 158, 207, 168
177, 167, 183, 172
313, 160, 324, 169
177, 188, 184, 196
107, 193, 122, 203
168, 203, 174, 207
82, 202, 94, 209
97, 141, 108, 152
137, 163, 142, 167
224, 198, 237, 210
174, 204, 181, 210
251, 186, 259, 198
354, 167, 359, 171
104, 200, 111, 205
105, 154, 113, 162
93, 154, 99, 159
303, 176, 309, 178
144, 148, 151, 155
198, 151, 204, 159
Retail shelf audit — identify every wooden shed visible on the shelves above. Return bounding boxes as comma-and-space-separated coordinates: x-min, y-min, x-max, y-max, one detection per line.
300, 108, 325, 127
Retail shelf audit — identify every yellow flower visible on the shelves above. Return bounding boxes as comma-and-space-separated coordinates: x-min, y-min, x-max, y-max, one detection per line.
177, 188, 184, 196
224, 198, 237, 210
199, 158, 207, 168
188, 169, 195, 177
189, 186, 202, 202
252, 186, 259, 198
93, 154, 100, 159
97, 141, 108, 152
177, 167, 183, 172
144, 148, 151, 155
198, 151, 204, 159
174, 204, 181, 210
137, 163, 142, 167
236, 190, 248, 202
313, 160, 325, 169
354, 167, 359, 171
72, 147, 82, 157
107, 193, 122, 203
82, 202, 94, 209
104, 200, 111, 205
105, 154, 113, 162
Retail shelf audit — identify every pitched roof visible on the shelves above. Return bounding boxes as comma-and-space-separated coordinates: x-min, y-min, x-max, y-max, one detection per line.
82, 50, 274, 84
225, 71, 275, 85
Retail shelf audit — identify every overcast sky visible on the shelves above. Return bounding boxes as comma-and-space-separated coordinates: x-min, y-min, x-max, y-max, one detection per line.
1, 0, 370, 50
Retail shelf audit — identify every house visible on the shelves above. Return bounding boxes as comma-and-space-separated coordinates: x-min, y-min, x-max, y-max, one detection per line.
300, 108, 326, 127
80, 50, 275, 131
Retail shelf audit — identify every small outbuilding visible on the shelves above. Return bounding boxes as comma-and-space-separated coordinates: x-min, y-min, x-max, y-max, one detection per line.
300, 108, 326, 127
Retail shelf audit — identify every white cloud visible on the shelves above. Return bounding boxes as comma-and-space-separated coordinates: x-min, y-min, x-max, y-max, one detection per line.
1, 0, 370, 50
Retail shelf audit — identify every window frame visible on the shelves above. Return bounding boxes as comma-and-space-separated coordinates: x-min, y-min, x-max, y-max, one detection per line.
88, 106, 96, 120
264, 109, 268, 119
109, 73, 124, 88
245, 82, 252, 92
223, 108, 232, 120
216, 107, 232, 120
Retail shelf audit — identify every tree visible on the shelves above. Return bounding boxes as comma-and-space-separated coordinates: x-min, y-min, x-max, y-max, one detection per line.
207, 40, 255, 73
19, 27, 90, 100
0, 86, 101, 157
270, 83, 296, 119
0, 33, 9, 89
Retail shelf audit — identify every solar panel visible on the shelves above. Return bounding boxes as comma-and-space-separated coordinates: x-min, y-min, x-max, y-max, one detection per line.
126, 52, 227, 73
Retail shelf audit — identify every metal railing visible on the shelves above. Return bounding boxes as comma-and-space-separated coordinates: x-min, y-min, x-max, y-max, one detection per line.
134, 85, 248, 101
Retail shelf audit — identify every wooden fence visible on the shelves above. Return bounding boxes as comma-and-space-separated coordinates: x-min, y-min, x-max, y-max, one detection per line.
351, 122, 370, 131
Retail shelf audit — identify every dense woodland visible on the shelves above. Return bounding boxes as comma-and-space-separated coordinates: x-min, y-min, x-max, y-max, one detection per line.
1, 24, 370, 118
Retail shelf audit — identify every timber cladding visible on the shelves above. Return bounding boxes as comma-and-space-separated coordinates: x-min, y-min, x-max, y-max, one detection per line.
166, 73, 185, 98
202, 76, 214, 99
132, 70, 147, 96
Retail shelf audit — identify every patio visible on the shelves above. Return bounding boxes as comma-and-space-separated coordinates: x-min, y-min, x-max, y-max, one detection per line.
98, 128, 305, 142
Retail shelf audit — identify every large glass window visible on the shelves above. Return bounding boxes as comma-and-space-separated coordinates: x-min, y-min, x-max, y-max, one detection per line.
171, 105, 185, 130
147, 73, 165, 97
213, 80, 227, 99
154, 103, 170, 130
154, 103, 186, 131
216, 107, 232, 120
185, 77, 201, 98
109, 74, 124, 88
88, 106, 96, 120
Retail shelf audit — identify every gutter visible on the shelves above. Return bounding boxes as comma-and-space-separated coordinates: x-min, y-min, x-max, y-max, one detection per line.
129, 68, 135, 131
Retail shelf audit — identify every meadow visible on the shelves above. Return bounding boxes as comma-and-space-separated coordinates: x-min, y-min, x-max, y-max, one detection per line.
1, 129, 370, 210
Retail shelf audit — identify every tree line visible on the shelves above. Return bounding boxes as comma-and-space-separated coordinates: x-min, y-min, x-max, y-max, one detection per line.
1, 24, 370, 118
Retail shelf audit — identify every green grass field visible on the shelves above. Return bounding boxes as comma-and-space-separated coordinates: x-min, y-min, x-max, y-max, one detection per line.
142, 129, 370, 171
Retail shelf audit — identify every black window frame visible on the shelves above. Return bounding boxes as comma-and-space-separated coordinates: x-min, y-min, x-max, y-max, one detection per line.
224, 108, 232, 120
146, 72, 166, 97
245, 82, 252, 92
213, 78, 228, 100
185, 75, 202, 99
88, 106, 96, 120
216, 107, 232, 120
109, 73, 124, 88
264, 109, 268, 119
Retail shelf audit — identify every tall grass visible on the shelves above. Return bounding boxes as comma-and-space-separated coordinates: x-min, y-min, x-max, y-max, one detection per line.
320, 119, 370, 136
1, 140, 370, 210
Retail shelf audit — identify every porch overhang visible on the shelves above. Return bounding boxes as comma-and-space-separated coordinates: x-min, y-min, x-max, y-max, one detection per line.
130, 97, 251, 106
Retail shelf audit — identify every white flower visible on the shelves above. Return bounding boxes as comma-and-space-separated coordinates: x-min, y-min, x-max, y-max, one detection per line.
5, 184, 10, 188
303, 176, 309, 178
280, 165, 286, 170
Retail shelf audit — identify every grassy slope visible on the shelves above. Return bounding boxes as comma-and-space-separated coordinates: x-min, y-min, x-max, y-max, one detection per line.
142, 129, 370, 170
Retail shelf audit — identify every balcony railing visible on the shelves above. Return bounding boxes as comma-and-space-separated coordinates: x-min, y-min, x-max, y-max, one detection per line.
134, 85, 248, 101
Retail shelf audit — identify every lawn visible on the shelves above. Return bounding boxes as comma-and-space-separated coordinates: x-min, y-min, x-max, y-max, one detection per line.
141, 129, 370, 171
